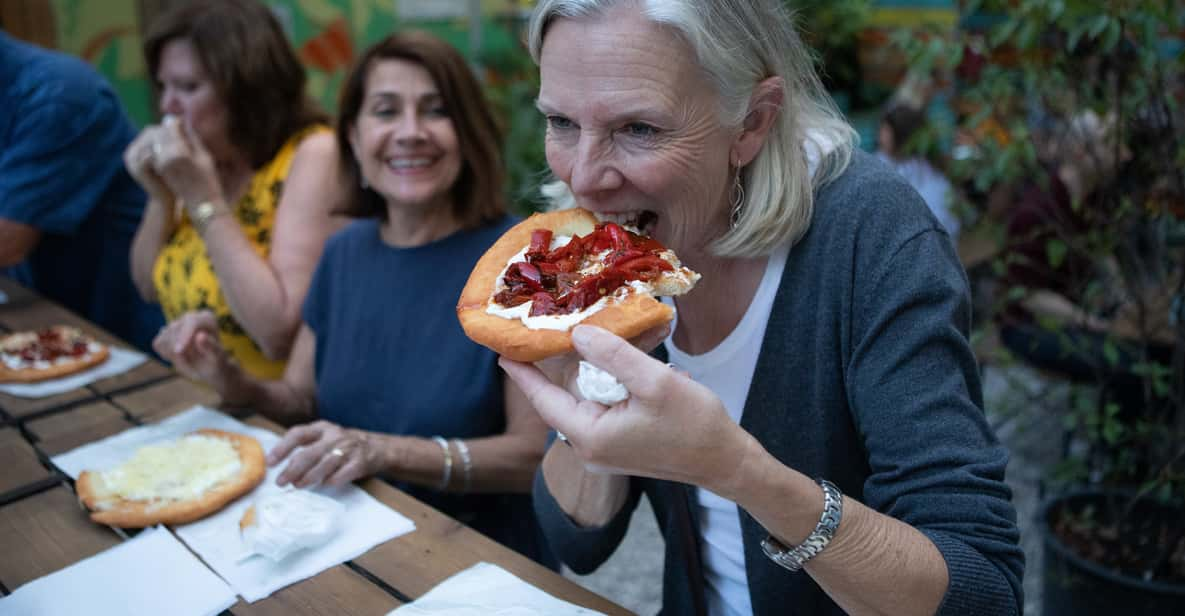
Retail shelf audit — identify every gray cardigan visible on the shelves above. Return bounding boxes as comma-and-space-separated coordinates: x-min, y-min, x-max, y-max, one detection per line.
533, 151, 1024, 615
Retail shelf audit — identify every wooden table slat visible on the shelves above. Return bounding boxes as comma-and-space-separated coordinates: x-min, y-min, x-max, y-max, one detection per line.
0, 388, 98, 421
25, 400, 132, 457
231, 565, 402, 616
0, 277, 37, 306
89, 360, 175, 396
0, 428, 51, 495
0, 487, 122, 589
111, 377, 221, 423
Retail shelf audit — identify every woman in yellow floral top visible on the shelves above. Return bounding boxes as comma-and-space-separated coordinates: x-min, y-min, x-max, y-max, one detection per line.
127, 0, 346, 378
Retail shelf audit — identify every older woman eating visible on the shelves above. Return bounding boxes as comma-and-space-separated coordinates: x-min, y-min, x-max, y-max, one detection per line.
498, 1, 1024, 614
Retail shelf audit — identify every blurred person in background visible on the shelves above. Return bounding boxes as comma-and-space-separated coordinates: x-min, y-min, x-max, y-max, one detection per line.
877, 103, 959, 240
153, 32, 556, 568
0, 28, 164, 350
128, 0, 346, 378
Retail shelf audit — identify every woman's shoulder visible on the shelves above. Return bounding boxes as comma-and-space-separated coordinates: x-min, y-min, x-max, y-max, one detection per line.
813, 150, 943, 238
288, 126, 336, 160
255, 124, 334, 184
794, 151, 958, 281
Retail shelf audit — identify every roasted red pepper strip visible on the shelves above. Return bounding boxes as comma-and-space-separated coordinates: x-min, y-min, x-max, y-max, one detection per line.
615, 255, 674, 280
498, 223, 676, 316
527, 291, 559, 317
526, 229, 553, 262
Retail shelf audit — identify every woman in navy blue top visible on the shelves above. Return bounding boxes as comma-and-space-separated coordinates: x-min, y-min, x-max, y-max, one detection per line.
154, 32, 553, 565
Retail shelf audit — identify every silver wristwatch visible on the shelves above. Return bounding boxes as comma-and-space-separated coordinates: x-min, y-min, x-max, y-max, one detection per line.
760, 478, 844, 572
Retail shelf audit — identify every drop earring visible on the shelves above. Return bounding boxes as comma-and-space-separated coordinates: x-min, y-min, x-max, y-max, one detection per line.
729, 159, 745, 229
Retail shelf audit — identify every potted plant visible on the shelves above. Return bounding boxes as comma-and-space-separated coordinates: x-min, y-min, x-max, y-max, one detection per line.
897, 1, 1184, 614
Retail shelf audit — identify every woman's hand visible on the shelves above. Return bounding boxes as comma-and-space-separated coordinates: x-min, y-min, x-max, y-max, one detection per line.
153, 310, 242, 397
123, 125, 176, 206
151, 116, 221, 209
500, 325, 754, 495
268, 420, 382, 488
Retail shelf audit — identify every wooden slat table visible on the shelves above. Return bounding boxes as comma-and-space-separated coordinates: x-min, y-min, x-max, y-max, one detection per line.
0, 428, 50, 496
111, 376, 222, 422
0, 279, 629, 615
0, 487, 121, 590
24, 400, 130, 456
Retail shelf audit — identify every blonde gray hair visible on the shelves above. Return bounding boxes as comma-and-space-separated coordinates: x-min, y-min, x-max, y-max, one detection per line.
528, 0, 857, 257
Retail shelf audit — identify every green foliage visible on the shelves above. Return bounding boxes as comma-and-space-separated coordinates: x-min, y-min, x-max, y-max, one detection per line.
898, 1, 1185, 513
477, 32, 549, 216
787, 0, 873, 97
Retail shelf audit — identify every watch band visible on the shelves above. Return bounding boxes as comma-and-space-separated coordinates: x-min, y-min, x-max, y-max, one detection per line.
761, 478, 844, 572
191, 201, 229, 234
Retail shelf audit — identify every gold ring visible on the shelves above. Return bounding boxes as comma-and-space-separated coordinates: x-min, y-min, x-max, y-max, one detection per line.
330, 447, 345, 458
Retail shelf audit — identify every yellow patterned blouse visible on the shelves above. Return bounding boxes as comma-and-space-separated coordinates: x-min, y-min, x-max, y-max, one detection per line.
152, 126, 329, 379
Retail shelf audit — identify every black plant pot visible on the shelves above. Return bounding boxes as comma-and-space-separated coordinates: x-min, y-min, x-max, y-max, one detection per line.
1040, 491, 1185, 616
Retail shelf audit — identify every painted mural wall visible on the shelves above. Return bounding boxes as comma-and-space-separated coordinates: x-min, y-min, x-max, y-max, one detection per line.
47, 0, 533, 127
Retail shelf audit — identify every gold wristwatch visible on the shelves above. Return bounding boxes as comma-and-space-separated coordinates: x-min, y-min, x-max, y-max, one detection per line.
191, 201, 228, 234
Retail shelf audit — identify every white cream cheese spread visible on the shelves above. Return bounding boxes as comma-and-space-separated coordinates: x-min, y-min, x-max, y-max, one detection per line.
93, 434, 242, 503
576, 360, 630, 404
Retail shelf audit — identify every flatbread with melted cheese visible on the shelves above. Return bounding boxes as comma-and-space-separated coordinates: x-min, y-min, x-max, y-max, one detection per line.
76, 429, 265, 528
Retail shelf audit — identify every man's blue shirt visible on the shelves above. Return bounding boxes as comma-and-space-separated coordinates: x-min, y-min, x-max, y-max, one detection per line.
0, 31, 162, 349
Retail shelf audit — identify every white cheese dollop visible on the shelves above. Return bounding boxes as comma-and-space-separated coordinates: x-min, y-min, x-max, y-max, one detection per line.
240, 489, 344, 562
577, 360, 630, 405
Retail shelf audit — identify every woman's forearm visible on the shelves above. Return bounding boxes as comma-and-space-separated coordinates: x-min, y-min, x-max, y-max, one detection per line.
227, 371, 316, 427
725, 437, 948, 616
130, 198, 176, 302
198, 212, 301, 359
540, 444, 630, 526
370, 432, 549, 494
1021, 289, 1108, 331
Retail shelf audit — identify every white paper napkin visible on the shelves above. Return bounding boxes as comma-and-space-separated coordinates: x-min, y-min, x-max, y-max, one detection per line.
51, 405, 417, 602
389, 562, 608, 616
0, 347, 147, 398
0, 526, 237, 616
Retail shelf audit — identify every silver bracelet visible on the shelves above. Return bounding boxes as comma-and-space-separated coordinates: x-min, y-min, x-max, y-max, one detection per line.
452, 439, 473, 493
432, 436, 452, 491
760, 478, 844, 572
